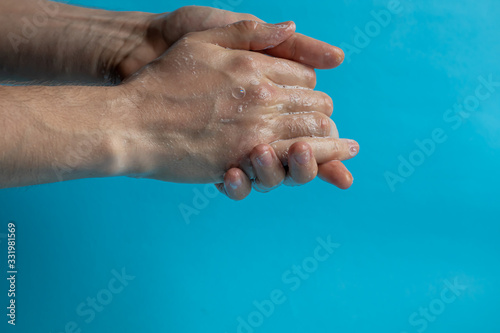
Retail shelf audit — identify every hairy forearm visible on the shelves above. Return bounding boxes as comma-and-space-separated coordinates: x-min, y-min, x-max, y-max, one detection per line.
0, 0, 151, 83
0, 85, 127, 188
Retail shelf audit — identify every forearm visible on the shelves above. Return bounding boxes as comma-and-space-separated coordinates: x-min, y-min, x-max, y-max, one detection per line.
0, 85, 126, 188
0, 0, 151, 83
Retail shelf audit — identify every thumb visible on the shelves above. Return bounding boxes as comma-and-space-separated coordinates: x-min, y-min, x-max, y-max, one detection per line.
190, 20, 296, 51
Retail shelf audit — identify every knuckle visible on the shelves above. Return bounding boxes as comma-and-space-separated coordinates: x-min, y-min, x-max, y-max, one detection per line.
321, 93, 334, 113
307, 112, 332, 136
330, 140, 341, 152
170, 6, 187, 20
231, 54, 257, 72
174, 6, 191, 16
318, 114, 332, 135
238, 20, 260, 33
250, 144, 270, 159
253, 84, 275, 101
281, 116, 309, 137
290, 141, 310, 154
289, 91, 302, 104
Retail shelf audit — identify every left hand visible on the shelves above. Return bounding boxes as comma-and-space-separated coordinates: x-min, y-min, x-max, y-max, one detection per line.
117, 6, 346, 78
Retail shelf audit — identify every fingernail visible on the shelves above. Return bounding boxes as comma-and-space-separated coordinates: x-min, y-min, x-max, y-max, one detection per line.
274, 21, 295, 31
229, 176, 242, 190
294, 149, 311, 165
256, 150, 272, 167
349, 140, 359, 157
275, 21, 291, 27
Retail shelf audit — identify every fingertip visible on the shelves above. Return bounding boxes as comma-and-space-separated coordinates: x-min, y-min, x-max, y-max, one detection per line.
318, 161, 353, 189
348, 139, 359, 157
336, 172, 353, 190
319, 46, 345, 69
336, 47, 345, 65
224, 168, 251, 201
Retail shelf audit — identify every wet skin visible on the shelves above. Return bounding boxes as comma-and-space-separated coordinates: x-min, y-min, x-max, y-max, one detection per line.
118, 7, 358, 199
120, 21, 359, 188
0, 3, 359, 195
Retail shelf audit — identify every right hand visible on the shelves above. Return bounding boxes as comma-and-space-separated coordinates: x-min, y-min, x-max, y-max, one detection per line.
116, 21, 359, 191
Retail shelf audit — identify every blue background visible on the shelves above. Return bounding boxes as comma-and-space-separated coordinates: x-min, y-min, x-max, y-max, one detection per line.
1, 0, 499, 332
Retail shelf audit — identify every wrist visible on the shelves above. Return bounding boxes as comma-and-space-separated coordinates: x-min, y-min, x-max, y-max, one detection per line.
66, 8, 155, 83
0, 85, 129, 187
108, 81, 185, 181
48, 86, 127, 181
51, 5, 154, 83
102, 84, 154, 178
0, 0, 154, 83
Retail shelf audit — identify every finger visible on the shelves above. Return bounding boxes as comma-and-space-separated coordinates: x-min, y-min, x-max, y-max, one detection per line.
269, 88, 334, 117
270, 112, 338, 140
159, 6, 264, 46
227, 51, 316, 89
271, 138, 359, 165
265, 33, 345, 69
265, 58, 317, 89
249, 144, 286, 192
284, 142, 318, 186
318, 160, 354, 190
216, 168, 252, 200
190, 20, 296, 51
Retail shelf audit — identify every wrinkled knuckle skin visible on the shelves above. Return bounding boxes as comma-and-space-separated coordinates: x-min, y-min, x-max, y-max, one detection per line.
299, 112, 332, 137
238, 20, 260, 32
315, 113, 332, 136
279, 116, 311, 138
252, 84, 275, 102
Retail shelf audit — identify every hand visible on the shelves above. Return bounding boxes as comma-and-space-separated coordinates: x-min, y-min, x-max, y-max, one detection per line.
117, 6, 345, 78
217, 144, 356, 200
116, 21, 358, 187
115, 6, 356, 199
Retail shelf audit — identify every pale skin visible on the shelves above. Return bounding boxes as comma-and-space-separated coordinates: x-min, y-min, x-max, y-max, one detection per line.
0, 1, 359, 199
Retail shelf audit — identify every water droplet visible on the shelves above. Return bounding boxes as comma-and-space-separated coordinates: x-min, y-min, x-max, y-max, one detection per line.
232, 87, 246, 99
